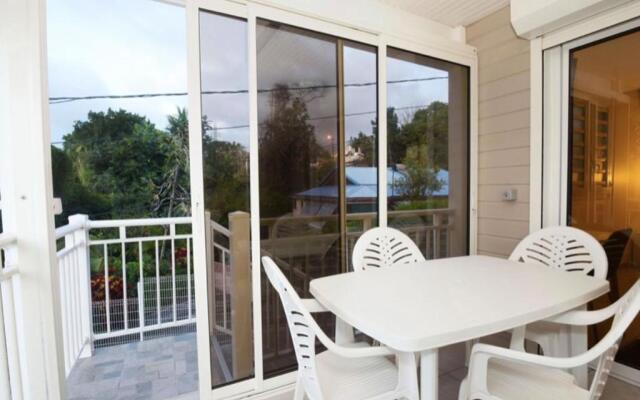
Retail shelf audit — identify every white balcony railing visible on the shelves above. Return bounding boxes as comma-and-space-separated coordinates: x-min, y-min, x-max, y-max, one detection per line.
50, 208, 453, 381
0, 233, 22, 400
54, 215, 196, 376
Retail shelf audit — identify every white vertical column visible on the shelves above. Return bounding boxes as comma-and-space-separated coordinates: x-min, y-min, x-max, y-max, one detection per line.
185, 1, 214, 395
377, 41, 388, 228
529, 38, 543, 232
247, 5, 264, 389
0, 0, 66, 398
69, 214, 93, 358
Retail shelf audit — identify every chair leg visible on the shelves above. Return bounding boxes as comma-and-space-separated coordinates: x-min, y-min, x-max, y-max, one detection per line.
293, 377, 305, 400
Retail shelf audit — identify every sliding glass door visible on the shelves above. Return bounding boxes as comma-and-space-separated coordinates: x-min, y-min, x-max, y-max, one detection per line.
186, 2, 473, 397
256, 20, 343, 377
566, 26, 640, 374
256, 20, 381, 377
198, 10, 253, 388
387, 48, 469, 259
543, 20, 640, 383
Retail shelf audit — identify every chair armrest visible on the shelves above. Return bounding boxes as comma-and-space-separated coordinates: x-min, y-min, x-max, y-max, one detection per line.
467, 343, 587, 398
544, 302, 619, 326
301, 298, 329, 313
310, 317, 394, 358
319, 334, 394, 358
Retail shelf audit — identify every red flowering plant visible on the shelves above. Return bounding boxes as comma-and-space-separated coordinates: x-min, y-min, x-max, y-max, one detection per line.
175, 246, 189, 272
90, 268, 127, 302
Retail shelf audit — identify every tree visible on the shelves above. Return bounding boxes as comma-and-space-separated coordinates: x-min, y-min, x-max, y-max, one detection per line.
258, 85, 328, 217
399, 101, 448, 171
58, 109, 180, 220
154, 108, 191, 218
202, 138, 249, 226
393, 144, 443, 201
349, 132, 375, 166
51, 146, 111, 225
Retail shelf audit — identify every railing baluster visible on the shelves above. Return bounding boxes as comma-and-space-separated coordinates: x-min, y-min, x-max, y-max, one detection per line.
155, 240, 161, 324
120, 226, 128, 331
1, 278, 23, 400
187, 238, 192, 320
71, 246, 81, 358
171, 224, 177, 323
67, 255, 76, 370
59, 255, 70, 373
72, 239, 81, 357
222, 248, 227, 330
0, 278, 13, 400
138, 241, 144, 340
104, 243, 111, 333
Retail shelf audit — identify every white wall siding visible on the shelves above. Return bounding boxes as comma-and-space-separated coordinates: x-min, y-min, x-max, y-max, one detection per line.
467, 6, 531, 257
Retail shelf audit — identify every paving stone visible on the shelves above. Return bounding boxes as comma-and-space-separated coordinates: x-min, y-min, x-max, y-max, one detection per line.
67, 333, 198, 400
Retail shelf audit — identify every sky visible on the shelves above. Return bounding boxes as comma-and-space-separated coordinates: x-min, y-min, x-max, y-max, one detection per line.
47, 0, 453, 149
47, 0, 188, 144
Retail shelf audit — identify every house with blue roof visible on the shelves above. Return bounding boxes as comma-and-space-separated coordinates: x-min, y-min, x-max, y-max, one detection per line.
293, 166, 449, 216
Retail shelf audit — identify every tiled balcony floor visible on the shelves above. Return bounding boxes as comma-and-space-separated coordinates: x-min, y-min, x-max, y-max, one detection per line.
67, 333, 198, 400
67, 331, 640, 400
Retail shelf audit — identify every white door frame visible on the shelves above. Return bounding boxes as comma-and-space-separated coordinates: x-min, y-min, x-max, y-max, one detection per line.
535, 13, 640, 388
0, 0, 67, 399
186, 1, 477, 398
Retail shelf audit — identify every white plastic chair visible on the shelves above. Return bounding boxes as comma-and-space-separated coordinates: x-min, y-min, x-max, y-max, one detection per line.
351, 226, 425, 272
509, 226, 608, 356
262, 256, 419, 400
459, 278, 640, 400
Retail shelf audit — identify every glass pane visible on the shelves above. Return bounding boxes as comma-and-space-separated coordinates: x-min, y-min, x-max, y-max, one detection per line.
48, 1, 198, 398
257, 19, 340, 377
569, 29, 640, 370
344, 41, 378, 269
386, 48, 469, 259
198, 11, 253, 387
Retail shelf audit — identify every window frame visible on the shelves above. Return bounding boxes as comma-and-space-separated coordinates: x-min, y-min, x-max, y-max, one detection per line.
185, 1, 477, 398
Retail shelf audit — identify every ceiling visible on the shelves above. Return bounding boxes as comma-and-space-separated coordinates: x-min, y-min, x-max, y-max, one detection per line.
573, 29, 640, 94
377, 0, 509, 27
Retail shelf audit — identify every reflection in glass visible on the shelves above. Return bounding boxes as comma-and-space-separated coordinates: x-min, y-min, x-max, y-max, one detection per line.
386, 48, 469, 259
257, 19, 341, 377
568, 29, 640, 370
199, 11, 253, 388
344, 42, 379, 268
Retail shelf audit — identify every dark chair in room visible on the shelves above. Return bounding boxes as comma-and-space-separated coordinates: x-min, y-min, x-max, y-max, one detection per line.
602, 228, 632, 302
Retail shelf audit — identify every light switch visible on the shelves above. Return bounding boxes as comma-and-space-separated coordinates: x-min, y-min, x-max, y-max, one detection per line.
502, 189, 518, 202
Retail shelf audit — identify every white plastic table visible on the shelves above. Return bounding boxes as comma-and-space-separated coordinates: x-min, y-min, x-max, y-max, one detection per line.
309, 255, 609, 400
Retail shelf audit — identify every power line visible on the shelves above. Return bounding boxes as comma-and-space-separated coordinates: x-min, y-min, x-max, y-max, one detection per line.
49, 76, 447, 104
50, 102, 437, 145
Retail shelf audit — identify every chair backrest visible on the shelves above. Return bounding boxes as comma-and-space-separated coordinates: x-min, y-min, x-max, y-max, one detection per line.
509, 226, 608, 279
602, 228, 632, 279
261, 256, 324, 400
351, 226, 426, 272
589, 279, 640, 400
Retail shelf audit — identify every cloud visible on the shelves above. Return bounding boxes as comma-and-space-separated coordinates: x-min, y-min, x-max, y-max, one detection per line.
47, 0, 187, 142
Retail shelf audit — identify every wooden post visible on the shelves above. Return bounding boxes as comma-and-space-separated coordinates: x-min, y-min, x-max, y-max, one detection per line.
433, 212, 442, 258
229, 211, 252, 378
362, 213, 373, 232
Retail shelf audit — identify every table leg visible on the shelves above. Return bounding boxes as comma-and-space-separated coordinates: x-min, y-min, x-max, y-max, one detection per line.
420, 349, 439, 400
569, 324, 589, 388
